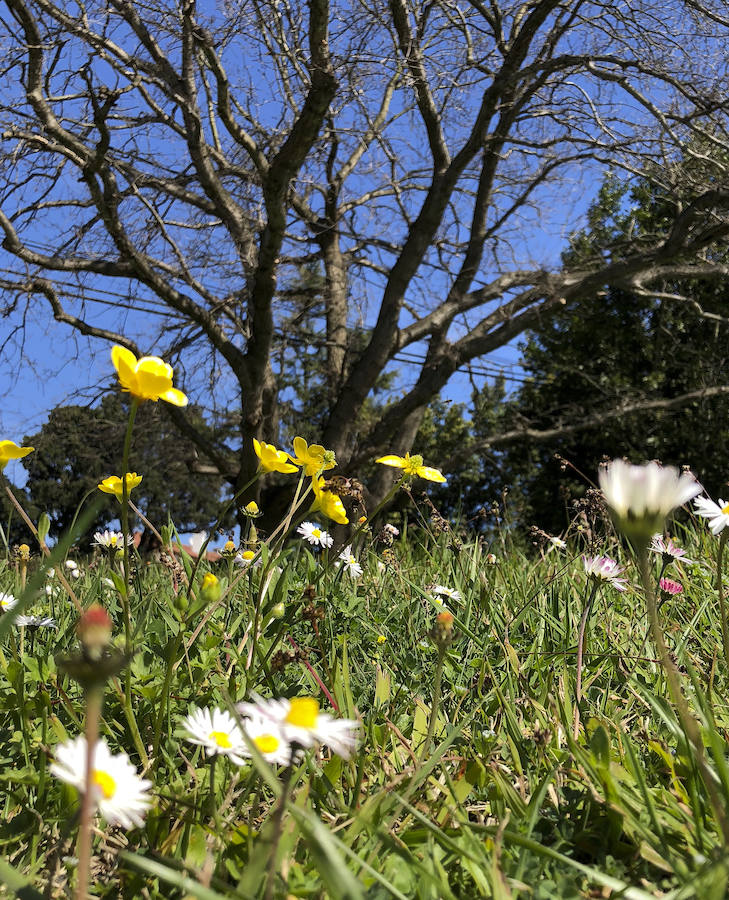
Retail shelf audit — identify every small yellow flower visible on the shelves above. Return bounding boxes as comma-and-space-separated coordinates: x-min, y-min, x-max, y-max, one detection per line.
289, 437, 337, 477
111, 345, 188, 406
98, 473, 142, 502
224, 540, 236, 553
243, 501, 262, 517
17, 543, 31, 561
377, 634, 387, 645
310, 476, 349, 525
201, 572, 221, 603
0, 440, 34, 470
253, 439, 298, 474
375, 452, 446, 483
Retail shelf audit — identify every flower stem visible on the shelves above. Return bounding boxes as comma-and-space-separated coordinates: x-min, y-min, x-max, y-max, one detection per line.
574, 582, 599, 738
120, 398, 139, 664
638, 547, 729, 843
264, 760, 294, 900
421, 646, 445, 761
75, 686, 102, 900
716, 531, 729, 673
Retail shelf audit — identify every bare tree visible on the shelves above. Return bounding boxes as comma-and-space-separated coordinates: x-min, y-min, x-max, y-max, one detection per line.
1, 0, 729, 500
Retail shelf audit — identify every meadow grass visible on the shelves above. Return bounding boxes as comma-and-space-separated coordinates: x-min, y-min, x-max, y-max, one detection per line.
1, 489, 729, 899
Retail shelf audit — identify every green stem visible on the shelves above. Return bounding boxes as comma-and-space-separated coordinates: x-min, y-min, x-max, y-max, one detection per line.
574, 582, 600, 737
716, 531, 729, 673
264, 761, 295, 900
152, 628, 183, 763
421, 647, 445, 761
638, 547, 729, 844
75, 686, 102, 900
120, 398, 139, 664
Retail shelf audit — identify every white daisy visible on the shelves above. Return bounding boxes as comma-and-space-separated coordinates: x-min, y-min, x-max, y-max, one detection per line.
338, 546, 363, 579
0, 592, 18, 612
238, 695, 359, 759
582, 555, 628, 592
239, 714, 296, 766
297, 522, 334, 549
599, 459, 700, 541
694, 495, 729, 535
650, 534, 693, 564
180, 707, 248, 765
431, 585, 462, 603
15, 615, 56, 629
49, 736, 152, 829
93, 530, 131, 549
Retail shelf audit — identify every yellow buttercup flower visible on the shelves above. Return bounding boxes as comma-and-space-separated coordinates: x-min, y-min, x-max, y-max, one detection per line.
98, 473, 143, 502
253, 439, 297, 474
111, 345, 188, 406
0, 440, 34, 470
375, 452, 446, 483
310, 476, 349, 525
289, 437, 336, 477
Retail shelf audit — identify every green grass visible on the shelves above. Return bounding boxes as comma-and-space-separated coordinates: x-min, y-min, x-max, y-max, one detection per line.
1, 499, 729, 899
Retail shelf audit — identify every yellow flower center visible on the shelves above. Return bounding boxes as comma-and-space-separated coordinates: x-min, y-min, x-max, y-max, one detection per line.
242, 550, 255, 561
224, 540, 236, 552
254, 734, 280, 754
402, 453, 424, 476
209, 730, 232, 749
285, 697, 319, 729
92, 769, 116, 800
722, 503, 729, 516
312, 528, 321, 538
109, 535, 118, 546
245, 502, 259, 514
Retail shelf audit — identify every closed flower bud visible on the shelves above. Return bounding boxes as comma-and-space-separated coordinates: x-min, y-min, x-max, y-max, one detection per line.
200, 572, 221, 604
77, 605, 113, 660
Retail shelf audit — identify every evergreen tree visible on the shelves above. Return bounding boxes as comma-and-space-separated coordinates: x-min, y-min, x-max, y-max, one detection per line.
502, 174, 729, 533
22, 395, 230, 545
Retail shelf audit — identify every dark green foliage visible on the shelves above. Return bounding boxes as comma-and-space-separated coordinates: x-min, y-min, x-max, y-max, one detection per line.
21, 394, 228, 544
501, 174, 729, 533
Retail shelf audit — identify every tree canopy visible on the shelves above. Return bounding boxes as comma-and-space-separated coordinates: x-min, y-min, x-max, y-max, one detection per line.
21, 395, 228, 544
1, 0, 729, 501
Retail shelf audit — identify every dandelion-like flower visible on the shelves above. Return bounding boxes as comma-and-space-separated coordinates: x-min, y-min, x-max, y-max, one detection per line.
238, 696, 359, 759
98, 473, 142, 502
310, 476, 349, 525
338, 546, 363, 579
650, 534, 693, 564
375, 452, 446, 483
599, 459, 700, 543
253, 439, 298, 474
582, 555, 628, 592
111, 345, 188, 406
49, 736, 152, 829
0, 592, 18, 612
289, 437, 336, 477
0, 440, 33, 470
694, 495, 729, 535
297, 522, 334, 548
181, 707, 248, 765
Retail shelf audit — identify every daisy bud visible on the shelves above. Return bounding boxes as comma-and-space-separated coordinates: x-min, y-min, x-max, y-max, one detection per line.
432, 610, 455, 650
77, 605, 113, 660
